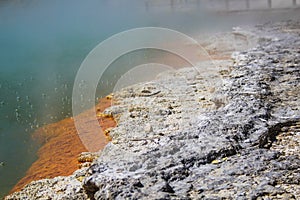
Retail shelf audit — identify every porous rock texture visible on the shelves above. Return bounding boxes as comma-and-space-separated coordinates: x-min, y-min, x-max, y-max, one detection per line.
6, 21, 300, 200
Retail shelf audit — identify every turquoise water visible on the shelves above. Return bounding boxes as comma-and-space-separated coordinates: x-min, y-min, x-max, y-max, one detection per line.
0, 0, 211, 197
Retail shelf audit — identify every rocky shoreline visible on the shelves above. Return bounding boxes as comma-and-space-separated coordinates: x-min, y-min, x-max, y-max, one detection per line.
9, 97, 116, 195
6, 21, 300, 199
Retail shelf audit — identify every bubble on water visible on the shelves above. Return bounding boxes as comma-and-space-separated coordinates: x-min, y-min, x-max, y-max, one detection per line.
15, 111, 21, 121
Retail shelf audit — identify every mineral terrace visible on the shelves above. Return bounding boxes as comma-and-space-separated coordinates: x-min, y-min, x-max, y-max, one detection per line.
6, 21, 300, 200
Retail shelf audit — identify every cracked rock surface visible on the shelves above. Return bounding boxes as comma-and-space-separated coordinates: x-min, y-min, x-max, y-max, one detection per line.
6, 21, 300, 200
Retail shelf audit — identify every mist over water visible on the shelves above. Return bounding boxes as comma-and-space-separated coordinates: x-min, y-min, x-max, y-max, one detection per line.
0, 0, 204, 196
0, 0, 299, 197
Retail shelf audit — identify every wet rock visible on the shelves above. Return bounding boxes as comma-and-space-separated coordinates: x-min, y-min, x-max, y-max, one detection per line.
78, 152, 101, 168
78, 152, 100, 163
